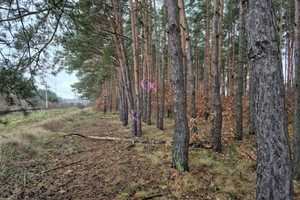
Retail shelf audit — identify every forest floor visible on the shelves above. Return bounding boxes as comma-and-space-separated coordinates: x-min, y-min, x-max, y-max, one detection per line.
0, 107, 300, 200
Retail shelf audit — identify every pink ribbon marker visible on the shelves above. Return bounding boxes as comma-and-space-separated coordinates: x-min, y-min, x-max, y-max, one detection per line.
132, 114, 137, 121
141, 78, 156, 92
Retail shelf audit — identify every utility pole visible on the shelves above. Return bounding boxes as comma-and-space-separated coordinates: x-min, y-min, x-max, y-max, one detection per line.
45, 84, 48, 109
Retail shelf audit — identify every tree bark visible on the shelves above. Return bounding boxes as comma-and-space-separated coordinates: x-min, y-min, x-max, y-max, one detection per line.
244, 62, 248, 92
167, 35, 171, 82
226, 31, 232, 95
115, 84, 119, 111
130, 0, 142, 136
235, 0, 245, 140
167, 0, 189, 172
210, 0, 217, 135
221, 62, 225, 95
212, 0, 222, 152
159, 0, 167, 130
248, 63, 255, 135
120, 74, 128, 127
179, 0, 196, 119
179, 0, 187, 92
147, 0, 153, 126
195, 40, 199, 89
287, 1, 292, 99
230, 22, 236, 92
109, 79, 113, 112
142, 0, 148, 123
154, 0, 160, 129
279, 0, 283, 54
294, 0, 300, 181
103, 82, 107, 114
219, 0, 224, 96
118, 79, 123, 121
244, 0, 294, 199
204, 0, 211, 100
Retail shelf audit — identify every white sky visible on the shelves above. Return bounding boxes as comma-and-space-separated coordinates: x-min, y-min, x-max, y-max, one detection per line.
36, 70, 78, 99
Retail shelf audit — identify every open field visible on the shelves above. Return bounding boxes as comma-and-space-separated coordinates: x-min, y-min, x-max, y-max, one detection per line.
0, 108, 299, 199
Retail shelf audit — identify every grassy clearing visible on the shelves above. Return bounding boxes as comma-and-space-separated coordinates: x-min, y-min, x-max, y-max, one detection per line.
0, 107, 94, 194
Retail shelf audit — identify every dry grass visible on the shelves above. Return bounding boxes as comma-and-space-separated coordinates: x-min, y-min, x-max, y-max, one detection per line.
0, 108, 91, 184
39, 118, 66, 132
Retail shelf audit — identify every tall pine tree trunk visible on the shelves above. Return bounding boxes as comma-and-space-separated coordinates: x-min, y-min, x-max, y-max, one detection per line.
230, 22, 236, 92
204, 0, 211, 101
167, 0, 189, 171
130, 0, 142, 136
219, 0, 224, 96
154, 0, 160, 128
147, 0, 153, 125
293, 0, 300, 181
179, 0, 196, 119
235, 0, 245, 140
159, 0, 167, 130
244, 0, 294, 198
226, 31, 232, 94
142, 0, 148, 123
179, 1, 187, 92
212, 0, 222, 152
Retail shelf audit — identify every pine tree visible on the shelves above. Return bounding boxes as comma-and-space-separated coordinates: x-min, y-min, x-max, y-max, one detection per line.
167, 0, 189, 171
293, 0, 300, 181
235, 0, 245, 140
244, 0, 294, 198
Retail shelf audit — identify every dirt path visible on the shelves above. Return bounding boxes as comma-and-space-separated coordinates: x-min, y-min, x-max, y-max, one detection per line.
19, 114, 172, 200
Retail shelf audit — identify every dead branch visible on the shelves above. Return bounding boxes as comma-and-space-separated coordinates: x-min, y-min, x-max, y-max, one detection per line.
45, 133, 170, 145
44, 133, 88, 144
0, 133, 8, 138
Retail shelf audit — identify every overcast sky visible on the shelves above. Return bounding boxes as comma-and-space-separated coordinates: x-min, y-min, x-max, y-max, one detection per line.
38, 70, 78, 99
